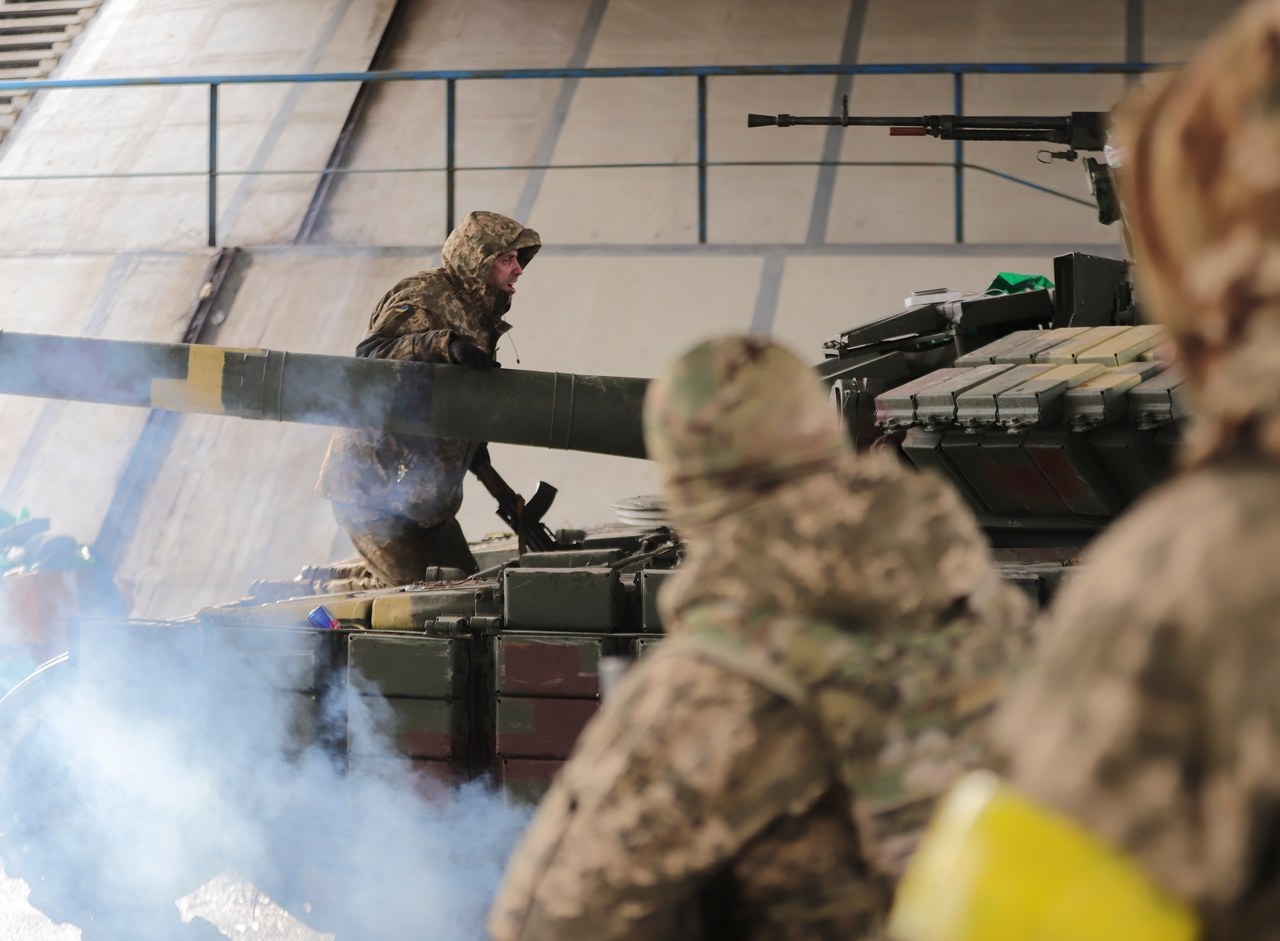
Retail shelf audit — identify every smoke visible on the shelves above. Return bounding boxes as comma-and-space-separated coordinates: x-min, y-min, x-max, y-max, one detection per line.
0, 618, 534, 941
0, 642, 43, 707
0, 582, 62, 715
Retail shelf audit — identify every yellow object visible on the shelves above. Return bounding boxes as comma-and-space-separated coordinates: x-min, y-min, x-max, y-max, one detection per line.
888, 771, 1199, 941
150, 345, 264, 413
151, 346, 229, 413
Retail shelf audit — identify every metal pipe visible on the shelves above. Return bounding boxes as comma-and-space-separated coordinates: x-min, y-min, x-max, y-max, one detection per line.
446, 78, 456, 236
0, 62, 1163, 95
208, 83, 219, 248
953, 73, 964, 244
697, 74, 708, 244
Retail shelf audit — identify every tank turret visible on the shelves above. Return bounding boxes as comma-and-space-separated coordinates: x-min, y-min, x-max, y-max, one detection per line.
821, 251, 1175, 561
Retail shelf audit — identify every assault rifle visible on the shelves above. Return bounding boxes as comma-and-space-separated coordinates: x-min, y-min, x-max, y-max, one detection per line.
748, 96, 1119, 223
469, 448, 561, 553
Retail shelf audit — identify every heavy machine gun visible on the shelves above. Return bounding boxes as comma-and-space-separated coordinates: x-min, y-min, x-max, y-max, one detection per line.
749, 97, 1106, 156
749, 96, 1120, 223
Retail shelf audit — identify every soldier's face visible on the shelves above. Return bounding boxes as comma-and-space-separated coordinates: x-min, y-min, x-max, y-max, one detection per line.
488, 251, 524, 295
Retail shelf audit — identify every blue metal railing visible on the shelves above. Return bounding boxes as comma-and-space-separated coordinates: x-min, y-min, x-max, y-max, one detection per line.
0, 62, 1161, 247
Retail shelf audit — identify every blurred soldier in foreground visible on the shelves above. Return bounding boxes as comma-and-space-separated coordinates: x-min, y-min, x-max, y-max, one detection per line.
488, 336, 1030, 941
888, 5, 1280, 940
316, 210, 540, 582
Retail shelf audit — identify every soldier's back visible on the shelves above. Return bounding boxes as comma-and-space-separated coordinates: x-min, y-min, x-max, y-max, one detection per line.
994, 457, 1280, 924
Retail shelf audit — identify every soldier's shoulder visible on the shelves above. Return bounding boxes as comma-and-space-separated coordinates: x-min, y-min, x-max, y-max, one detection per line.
1046, 461, 1280, 638
1083, 461, 1280, 566
376, 269, 452, 308
385, 267, 444, 289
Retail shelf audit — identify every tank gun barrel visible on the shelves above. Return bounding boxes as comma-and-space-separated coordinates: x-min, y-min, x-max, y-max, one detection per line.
0, 331, 648, 458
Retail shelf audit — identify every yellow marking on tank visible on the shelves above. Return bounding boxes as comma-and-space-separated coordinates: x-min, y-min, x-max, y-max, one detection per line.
150, 347, 228, 413
372, 594, 416, 630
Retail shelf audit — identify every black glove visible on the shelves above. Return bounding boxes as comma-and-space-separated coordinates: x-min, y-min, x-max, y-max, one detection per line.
469, 443, 492, 471
449, 339, 496, 370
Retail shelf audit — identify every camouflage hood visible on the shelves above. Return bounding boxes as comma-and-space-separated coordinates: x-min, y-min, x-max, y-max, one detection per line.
643, 336, 852, 528
644, 336, 1020, 634
439, 210, 541, 322
1115, 0, 1280, 466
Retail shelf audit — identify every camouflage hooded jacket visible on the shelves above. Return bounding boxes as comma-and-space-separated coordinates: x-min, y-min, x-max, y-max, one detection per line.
315, 212, 540, 523
991, 4, 1280, 937
488, 452, 1031, 941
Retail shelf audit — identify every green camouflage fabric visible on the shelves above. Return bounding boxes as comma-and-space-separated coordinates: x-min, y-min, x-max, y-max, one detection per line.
489, 337, 1031, 941
315, 211, 539, 572
992, 4, 1280, 937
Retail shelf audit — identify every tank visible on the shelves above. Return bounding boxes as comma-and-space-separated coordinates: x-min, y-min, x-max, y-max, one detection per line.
0, 259, 1178, 772
825, 251, 1176, 559
0, 251, 1180, 938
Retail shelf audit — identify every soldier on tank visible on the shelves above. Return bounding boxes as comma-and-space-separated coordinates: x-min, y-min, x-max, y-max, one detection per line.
886, 5, 1280, 940
488, 335, 1031, 941
316, 210, 540, 582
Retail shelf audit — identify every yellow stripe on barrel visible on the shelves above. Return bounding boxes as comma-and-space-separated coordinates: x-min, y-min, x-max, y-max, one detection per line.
150, 346, 229, 413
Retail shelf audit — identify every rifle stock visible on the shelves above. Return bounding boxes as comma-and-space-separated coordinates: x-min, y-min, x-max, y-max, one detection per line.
471, 462, 559, 553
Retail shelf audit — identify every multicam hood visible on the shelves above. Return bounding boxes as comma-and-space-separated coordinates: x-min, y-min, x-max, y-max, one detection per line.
364, 211, 541, 354
643, 336, 852, 527
440, 210, 541, 320
644, 335, 1025, 634
1115, 0, 1280, 466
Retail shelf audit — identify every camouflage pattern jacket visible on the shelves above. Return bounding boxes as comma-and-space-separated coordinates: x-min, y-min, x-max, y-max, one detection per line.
993, 457, 1280, 940
315, 212, 540, 524
489, 453, 1031, 941
988, 7, 1280, 937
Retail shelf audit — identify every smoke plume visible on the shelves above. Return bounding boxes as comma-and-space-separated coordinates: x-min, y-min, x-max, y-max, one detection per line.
0, 615, 533, 941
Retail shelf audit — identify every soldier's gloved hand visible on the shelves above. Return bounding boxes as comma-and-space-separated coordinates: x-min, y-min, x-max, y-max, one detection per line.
469, 443, 491, 471
449, 340, 496, 370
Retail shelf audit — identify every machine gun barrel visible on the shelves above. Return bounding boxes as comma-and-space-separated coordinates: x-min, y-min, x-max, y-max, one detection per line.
749, 101, 1108, 152
0, 331, 649, 459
